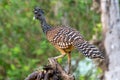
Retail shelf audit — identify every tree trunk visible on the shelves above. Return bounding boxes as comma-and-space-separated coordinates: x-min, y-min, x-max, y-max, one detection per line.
101, 0, 120, 80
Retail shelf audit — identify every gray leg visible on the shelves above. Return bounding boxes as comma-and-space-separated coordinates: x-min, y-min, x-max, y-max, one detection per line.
67, 52, 71, 74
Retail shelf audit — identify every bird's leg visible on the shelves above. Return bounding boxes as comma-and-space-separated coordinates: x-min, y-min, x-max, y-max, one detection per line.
67, 52, 71, 74
54, 53, 66, 60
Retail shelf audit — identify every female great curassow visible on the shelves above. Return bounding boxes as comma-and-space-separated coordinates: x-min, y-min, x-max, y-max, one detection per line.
33, 7, 104, 74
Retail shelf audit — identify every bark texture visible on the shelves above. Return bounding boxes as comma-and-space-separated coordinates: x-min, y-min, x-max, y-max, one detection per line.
101, 0, 120, 80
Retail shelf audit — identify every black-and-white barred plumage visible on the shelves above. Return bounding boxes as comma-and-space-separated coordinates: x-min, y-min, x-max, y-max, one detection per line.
74, 41, 104, 59
49, 26, 104, 59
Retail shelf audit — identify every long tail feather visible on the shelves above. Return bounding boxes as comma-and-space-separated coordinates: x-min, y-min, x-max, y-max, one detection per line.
74, 41, 104, 59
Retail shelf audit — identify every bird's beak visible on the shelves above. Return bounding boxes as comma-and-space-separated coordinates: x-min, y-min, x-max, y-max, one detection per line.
33, 16, 36, 20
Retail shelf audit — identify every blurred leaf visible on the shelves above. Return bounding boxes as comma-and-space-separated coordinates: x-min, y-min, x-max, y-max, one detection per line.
10, 64, 16, 70
12, 45, 21, 54
23, 65, 29, 71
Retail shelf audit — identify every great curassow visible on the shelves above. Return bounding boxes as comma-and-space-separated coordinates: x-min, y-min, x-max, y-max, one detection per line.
33, 7, 104, 74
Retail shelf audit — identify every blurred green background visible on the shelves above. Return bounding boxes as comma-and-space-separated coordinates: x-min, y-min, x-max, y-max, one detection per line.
0, 0, 102, 80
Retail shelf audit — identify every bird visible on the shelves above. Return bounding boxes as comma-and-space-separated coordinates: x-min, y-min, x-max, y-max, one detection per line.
33, 7, 104, 74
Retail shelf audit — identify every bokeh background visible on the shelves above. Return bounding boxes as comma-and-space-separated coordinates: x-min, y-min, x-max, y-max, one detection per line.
0, 0, 103, 80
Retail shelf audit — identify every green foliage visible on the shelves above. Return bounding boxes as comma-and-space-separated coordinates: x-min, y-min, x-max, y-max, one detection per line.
0, 0, 102, 80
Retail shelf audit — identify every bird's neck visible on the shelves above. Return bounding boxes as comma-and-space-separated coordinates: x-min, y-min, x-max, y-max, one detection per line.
40, 18, 51, 34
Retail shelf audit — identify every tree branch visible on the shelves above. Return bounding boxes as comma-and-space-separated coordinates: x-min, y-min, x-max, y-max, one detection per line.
25, 58, 75, 80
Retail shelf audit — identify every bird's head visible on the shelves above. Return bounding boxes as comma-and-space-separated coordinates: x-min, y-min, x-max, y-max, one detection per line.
33, 7, 44, 21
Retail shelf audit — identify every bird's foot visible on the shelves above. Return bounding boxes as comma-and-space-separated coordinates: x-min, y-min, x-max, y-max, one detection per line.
48, 57, 57, 62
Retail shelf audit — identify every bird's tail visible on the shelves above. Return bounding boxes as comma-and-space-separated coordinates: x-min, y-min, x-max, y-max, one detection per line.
73, 40, 104, 59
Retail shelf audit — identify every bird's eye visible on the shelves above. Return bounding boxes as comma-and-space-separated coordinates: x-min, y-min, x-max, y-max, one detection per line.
34, 10, 38, 14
